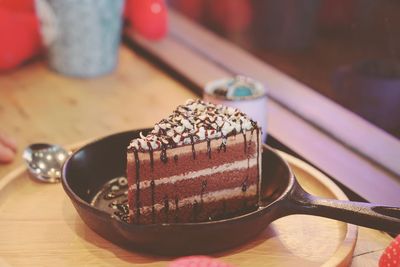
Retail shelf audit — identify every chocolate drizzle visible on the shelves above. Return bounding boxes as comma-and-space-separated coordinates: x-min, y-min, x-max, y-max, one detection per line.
133, 148, 141, 222
97, 177, 130, 223
163, 195, 169, 222
245, 126, 254, 194
206, 139, 211, 159
242, 129, 250, 194
160, 144, 168, 163
150, 180, 155, 223
116, 202, 129, 214
190, 135, 196, 159
108, 198, 128, 208
218, 138, 227, 153
114, 206, 130, 223
149, 144, 156, 223
148, 143, 154, 171
256, 127, 260, 197
243, 132, 247, 154
242, 176, 248, 192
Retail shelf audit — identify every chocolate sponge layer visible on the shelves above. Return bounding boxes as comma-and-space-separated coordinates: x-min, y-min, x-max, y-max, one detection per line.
131, 166, 258, 208
127, 129, 261, 225
127, 131, 257, 182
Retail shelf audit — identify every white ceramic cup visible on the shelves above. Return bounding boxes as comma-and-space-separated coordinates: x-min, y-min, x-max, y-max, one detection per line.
203, 76, 268, 142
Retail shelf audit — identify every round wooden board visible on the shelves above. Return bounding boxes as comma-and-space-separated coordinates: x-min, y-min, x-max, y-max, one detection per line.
0, 149, 357, 267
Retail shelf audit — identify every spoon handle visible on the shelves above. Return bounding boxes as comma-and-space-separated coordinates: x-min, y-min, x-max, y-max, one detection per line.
287, 180, 400, 234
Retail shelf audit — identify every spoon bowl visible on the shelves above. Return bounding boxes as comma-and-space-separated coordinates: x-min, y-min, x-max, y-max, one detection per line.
23, 143, 70, 183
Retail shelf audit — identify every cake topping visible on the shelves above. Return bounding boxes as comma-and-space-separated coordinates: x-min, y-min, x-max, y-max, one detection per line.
128, 99, 258, 151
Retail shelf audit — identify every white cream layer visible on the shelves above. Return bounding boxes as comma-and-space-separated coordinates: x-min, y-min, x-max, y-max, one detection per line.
129, 157, 258, 191
138, 184, 257, 215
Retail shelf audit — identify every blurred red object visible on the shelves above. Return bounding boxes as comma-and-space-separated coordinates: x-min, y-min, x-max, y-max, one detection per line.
169, 256, 235, 267
0, 0, 35, 13
0, 0, 41, 71
0, 8, 41, 71
126, 0, 168, 40
210, 0, 252, 32
379, 234, 400, 267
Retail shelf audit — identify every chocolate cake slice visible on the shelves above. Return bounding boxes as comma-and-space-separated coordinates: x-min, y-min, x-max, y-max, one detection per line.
127, 99, 262, 224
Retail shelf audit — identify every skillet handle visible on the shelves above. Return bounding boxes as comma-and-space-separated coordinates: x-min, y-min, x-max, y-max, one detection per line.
287, 180, 400, 234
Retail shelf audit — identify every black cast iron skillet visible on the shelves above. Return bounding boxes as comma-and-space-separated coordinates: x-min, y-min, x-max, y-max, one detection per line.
62, 129, 400, 255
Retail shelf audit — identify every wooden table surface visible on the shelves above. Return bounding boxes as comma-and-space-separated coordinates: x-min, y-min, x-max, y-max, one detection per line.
0, 46, 393, 266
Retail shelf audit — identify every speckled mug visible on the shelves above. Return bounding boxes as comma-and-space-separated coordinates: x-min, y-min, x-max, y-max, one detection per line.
37, 0, 125, 78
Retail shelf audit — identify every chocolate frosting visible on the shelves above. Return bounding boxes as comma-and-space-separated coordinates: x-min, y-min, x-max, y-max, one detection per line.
128, 99, 259, 152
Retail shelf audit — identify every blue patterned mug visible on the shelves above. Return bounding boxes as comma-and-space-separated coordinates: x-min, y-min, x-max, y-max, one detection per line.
36, 0, 125, 78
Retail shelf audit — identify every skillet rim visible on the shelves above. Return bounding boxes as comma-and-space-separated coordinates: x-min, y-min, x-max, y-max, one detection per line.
61, 129, 296, 228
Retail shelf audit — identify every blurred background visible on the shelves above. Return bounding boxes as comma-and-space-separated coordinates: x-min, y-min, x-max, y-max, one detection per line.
1, 0, 399, 139
168, 0, 400, 138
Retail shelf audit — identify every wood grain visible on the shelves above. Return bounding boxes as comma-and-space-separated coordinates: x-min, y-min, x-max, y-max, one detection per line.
0, 46, 195, 178
0, 150, 356, 267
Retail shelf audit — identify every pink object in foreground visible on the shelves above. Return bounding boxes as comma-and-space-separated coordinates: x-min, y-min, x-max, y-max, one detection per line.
169, 256, 234, 267
379, 234, 400, 267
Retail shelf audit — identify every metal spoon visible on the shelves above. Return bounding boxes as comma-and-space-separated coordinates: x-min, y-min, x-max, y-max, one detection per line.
23, 143, 70, 183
